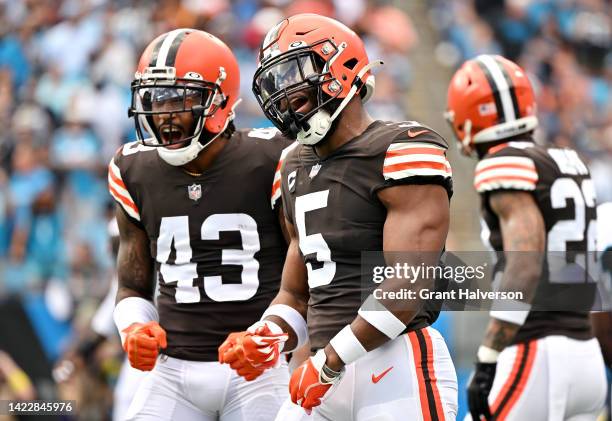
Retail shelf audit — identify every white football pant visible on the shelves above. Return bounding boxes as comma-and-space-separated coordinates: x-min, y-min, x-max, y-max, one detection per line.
465, 336, 607, 421
124, 356, 289, 421
276, 327, 458, 421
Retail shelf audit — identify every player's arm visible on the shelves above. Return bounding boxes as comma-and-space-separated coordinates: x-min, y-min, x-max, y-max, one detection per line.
115, 205, 154, 302
218, 217, 309, 374
467, 191, 544, 421
480, 191, 545, 353
113, 206, 166, 371
219, 146, 309, 378
323, 184, 450, 371
277, 203, 291, 245
263, 217, 309, 352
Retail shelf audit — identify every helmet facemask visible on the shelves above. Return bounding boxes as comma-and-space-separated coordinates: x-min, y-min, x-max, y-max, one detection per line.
253, 40, 343, 144
444, 109, 476, 157
129, 66, 228, 165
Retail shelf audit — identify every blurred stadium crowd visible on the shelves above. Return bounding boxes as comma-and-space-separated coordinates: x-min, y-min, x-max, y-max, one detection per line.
431, 0, 612, 202
0, 0, 609, 419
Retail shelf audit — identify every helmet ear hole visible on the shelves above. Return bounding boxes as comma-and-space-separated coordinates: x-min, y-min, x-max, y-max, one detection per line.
360, 75, 375, 103
343, 58, 358, 70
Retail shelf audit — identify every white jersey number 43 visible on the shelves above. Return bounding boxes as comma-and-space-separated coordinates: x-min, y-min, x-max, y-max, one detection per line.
157, 214, 260, 303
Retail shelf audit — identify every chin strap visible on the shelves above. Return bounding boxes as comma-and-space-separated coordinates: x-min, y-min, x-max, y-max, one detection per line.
297, 60, 383, 145
198, 98, 242, 150
328, 60, 384, 122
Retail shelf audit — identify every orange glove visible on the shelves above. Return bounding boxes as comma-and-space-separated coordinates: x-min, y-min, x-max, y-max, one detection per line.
218, 332, 267, 381
290, 350, 342, 413
122, 321, 167, 371
218, 321, 288, 380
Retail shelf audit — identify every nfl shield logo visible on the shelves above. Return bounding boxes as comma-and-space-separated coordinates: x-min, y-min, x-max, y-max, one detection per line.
188, 183, 202, 201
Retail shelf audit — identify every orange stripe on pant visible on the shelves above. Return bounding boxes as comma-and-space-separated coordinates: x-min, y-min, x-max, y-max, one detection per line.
491, 341, 538, 420
421, 329, 446, 419
407, 330, 446, 421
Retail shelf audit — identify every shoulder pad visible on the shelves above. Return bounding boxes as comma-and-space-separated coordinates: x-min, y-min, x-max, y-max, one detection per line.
381, 121, 451, 181
271, 141, 299, 208
475, 145, 538, 193
108, 142, 144, 222
387, 121, 449, 149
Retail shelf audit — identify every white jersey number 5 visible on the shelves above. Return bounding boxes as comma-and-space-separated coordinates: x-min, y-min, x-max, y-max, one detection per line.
295, 190, 336, 288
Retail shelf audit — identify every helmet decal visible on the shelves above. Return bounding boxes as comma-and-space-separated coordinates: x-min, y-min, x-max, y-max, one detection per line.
474, 55, 519, 123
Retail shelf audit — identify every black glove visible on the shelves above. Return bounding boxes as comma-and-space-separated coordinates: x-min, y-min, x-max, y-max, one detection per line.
467, 361, 497, 421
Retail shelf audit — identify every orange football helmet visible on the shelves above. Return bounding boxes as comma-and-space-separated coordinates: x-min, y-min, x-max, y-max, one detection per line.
129, 29, 240, 166
445, 55, 538, 155
252, 13, 382, 145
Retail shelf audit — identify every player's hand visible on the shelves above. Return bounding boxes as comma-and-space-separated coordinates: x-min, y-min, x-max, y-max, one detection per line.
467, 362, 496, 421
122, 321, 167, 371
218, 320, 288, 379
218, 332, 267, 381
289, 349, 342, 414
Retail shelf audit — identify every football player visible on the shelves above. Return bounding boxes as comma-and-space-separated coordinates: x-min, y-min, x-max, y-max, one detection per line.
219, 14, 458, 420
445, 55, 607, 420
109, 29, 294, 420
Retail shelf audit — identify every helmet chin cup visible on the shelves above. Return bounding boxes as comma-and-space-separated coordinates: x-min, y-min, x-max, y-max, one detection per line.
297, 109, 332, 145
157, 136, 205, 166
156, 101, 239, 166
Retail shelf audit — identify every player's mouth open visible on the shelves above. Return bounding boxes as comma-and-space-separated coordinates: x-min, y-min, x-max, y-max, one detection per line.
160, 124, 186, 149
285, 92, 312, 114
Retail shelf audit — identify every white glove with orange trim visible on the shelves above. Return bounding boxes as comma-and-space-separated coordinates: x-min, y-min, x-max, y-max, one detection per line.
289, 349, 343, 414
122, 321, 167, 371
218, 320, 288, 380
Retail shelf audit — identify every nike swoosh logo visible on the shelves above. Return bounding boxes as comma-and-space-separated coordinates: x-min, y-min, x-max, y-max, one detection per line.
407, 129, 428, 138
371, 366, 393, 384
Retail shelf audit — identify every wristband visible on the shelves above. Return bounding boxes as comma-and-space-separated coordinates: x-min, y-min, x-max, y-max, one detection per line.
311, 349, 343, 385
490, 309, 530, 326
113, 297, 158, 345
261, 304, 307, 352
358, 295, 406, 339
329, 325, 367, 366
477, 345, 500, 363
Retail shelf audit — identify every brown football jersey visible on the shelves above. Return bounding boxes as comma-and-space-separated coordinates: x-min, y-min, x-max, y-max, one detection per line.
279, 120, 453, 350
476, 139, 596, 343
108, 128, 292, 361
